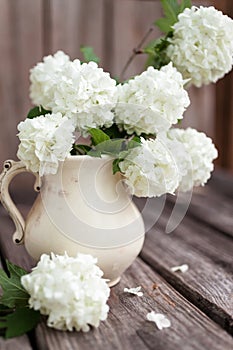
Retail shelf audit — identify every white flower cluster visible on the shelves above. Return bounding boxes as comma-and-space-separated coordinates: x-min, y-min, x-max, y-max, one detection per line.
119, 137, 180, 197
17, 113, 75, 176
167, 6, 233, 87
30, 51, 117, 132
115, 63, 190, 135
167, 128, 218, 191
21, 253, 110, 332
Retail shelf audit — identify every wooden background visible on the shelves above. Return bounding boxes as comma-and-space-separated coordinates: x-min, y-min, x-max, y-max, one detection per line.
0, 0, 232, 187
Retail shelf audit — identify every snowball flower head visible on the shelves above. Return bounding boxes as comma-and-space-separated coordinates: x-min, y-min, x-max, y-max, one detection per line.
30, 51, 71, 108
21, 253, 110, 332
167, 128, 218, 191
115, 63, 190, 135
30, 51, 117, 133
17, 113, 75, 176
166, 6, 233, 87
119, 137, 180, 197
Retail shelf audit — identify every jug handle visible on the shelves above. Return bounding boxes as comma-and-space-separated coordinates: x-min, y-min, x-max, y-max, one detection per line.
0, 160, 41, 244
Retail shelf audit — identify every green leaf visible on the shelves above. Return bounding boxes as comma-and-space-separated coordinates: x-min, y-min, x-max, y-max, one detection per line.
144, 38, 161, 52
89, 128, 110, 146
161, 0, 179, 23
80, 46, 100, 63
91, 139, 125, 157
112, 158, 122, 174
0, 307, 40, 339
0, 261, 29, 308
179, 0, 192, 12
128, 136, 141, 150
87, 149, 102, 157
154, 0, 178, 34
27, 106, 51, 119
71, 144, 92, 156
155, 18, 173, 34
155, 0, 191, 34
144, 36, 171, 69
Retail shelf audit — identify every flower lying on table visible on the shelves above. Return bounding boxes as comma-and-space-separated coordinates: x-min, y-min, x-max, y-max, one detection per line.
0, 253, 110, 338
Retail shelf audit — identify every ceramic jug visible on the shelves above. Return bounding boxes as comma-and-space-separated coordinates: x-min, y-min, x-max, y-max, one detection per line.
0, 155, 145, 286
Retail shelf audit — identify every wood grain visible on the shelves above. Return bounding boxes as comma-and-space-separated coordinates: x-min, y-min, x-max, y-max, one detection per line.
34, 259, 233, 350
0, 0, 44, 198
214, 0, 233, 171
50, 0, 104, 61
166, 186, 233, 238
0, 331, 32, 349
136, 193, 233, 334
209, 169, 233, 198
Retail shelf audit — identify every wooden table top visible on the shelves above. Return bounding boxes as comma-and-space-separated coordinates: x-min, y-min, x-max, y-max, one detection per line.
0, 169, 233, 350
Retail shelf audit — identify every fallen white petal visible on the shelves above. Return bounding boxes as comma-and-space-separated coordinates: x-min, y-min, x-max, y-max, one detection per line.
146, 311, 171, 330
123, 286, 143, 297
171, 264, 189, 273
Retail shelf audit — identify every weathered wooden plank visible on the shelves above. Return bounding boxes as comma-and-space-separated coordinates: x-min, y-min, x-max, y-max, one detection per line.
0, 205, 233, 349
50, 0, 104, 61
113, 0, 162, 79
0, 326, 32, 349
181, 84, 215, 139
14, 259, 233, 350
177, 0, 215, 139
209, 169, 233, 198
0, 252, 32, 349
213, 0, 233, 171
137, 197, 233, 334
0, 0, 43, 190
166, 185, 233, 238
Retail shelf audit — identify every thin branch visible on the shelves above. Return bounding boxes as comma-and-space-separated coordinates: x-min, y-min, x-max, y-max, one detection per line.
119, 25, 155, 82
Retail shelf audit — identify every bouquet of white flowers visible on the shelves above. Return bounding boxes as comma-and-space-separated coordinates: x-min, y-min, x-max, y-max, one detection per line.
17, 49, 218, 197
1, 0, 232, 339
16, 1, 232, 198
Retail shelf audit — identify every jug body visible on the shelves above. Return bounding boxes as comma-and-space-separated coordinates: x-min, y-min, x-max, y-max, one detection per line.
0, 156, 145, 286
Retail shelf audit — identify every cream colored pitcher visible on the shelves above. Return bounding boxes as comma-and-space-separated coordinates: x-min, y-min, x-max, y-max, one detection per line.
0, 155, 145, 286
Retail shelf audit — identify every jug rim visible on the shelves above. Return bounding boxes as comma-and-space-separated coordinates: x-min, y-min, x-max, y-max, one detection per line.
65, 154, 114, 161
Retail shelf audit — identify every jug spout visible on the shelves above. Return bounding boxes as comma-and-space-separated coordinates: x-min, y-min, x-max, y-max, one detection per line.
0, 160, 40, 244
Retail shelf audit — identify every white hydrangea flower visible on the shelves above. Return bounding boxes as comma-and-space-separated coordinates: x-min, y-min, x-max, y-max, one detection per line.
146, 312, 171, 330
167, 6, 233, 87
115, 63, 190, 135
30, 51, 117, 133
17, 113, 75, 176
157, 131, 191, 183
167, 128, 218, 191
119, 137, 180, 197
30, 51, 71, 109
21, 253, 110, 332
124, 286, 143, 297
